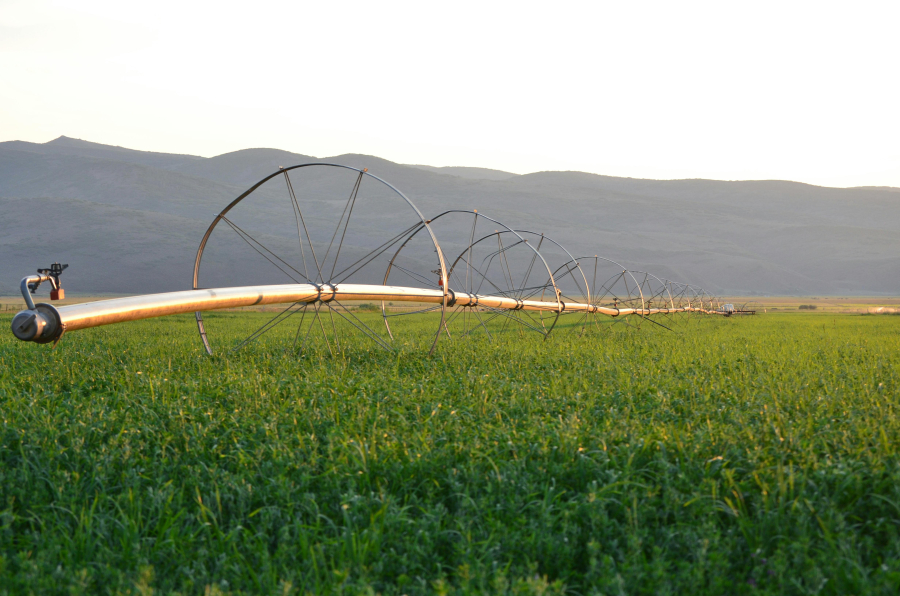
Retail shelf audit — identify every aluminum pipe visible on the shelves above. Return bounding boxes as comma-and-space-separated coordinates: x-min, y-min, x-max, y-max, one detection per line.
10, 282, 705, 343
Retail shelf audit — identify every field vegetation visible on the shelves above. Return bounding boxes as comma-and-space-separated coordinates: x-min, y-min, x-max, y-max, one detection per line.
725, 297, 900, 314
1, 312, 899, 594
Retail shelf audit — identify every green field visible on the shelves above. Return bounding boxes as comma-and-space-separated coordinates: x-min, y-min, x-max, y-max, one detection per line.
1, 312, 899, 595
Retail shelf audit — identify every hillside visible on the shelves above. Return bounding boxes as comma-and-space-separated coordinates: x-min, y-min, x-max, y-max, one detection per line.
1, 136, 898, 297
407, 164, 519, 181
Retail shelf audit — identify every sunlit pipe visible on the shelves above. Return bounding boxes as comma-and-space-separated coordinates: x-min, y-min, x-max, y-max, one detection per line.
9, 283, 715, 344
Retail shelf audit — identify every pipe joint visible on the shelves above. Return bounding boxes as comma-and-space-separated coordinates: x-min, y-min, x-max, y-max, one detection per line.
316, 283, 337, 303
446, 289, 457, 307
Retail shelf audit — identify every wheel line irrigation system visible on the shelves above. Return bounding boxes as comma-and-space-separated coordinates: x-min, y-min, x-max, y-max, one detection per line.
10, 163, 742, 354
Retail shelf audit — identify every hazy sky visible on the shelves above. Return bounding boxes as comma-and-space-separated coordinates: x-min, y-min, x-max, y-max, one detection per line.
2, 1, 898, 187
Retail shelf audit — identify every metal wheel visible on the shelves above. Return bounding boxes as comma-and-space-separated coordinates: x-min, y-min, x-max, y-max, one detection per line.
629, 270, 677, 332
562, 256, 647, 333
664, 280, 698, 328
383, 210, 565, 341
192, 164, 448, 355
508, 231, 591, 335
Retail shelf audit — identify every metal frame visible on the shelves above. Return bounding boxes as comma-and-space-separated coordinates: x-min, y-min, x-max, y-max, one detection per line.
10, 163, 732, 349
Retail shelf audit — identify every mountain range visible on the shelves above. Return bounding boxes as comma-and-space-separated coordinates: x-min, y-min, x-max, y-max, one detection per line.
1, 136, 898, 297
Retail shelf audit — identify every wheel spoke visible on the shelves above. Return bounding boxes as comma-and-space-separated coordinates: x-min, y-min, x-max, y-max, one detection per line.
323, 171, 364, 282
283, 171, 323, 282
221, 216, 310, 284
231, 302, 306, 352
326, 300, 393, 351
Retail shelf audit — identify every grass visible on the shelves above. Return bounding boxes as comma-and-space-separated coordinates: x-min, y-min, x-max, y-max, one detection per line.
1, 311, 899, 594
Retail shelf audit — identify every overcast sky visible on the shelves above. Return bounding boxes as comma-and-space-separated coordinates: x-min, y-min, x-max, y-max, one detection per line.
2, 1, 898, 187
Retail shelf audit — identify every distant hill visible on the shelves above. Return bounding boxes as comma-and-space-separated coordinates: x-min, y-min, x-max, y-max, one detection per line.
1, 136, 898, 297
169, 148, 317, 188
0, 145, 240, 220
3, 135, 204, 170
407, 164, 519, 181
1, 196, 204, 295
